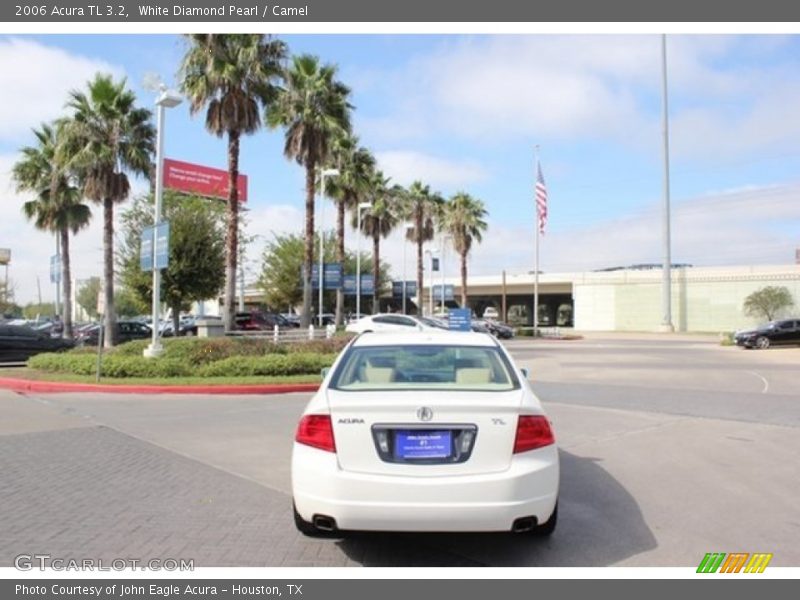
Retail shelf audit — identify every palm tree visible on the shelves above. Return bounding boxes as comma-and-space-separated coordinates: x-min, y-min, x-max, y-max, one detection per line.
327, 134, 375, 325
440, 193, 488, 308
267, 54, 352, 327
180, 34, 286, 332
12, 122, 92, 339
59, 75, 154, 346
356, 171, 398, 313
404, 181, 444, 316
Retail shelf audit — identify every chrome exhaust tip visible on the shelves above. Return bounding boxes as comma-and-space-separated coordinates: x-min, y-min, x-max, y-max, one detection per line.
312, 515, 337, 532
512, 516, 537, 533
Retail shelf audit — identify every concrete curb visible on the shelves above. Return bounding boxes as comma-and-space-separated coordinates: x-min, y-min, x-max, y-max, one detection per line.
0, 377, 320, 395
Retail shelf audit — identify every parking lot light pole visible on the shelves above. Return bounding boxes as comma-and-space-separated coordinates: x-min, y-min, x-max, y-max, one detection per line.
402, 223, 413, 314
144, 84, 182, 359
318, 168, 339, 327
355, 202, 371, 320
424, 248, 438, 316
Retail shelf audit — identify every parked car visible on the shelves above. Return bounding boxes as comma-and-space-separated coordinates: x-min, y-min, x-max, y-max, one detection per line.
484, 319, 515, 340
483, 306, 499, 319
77, 320, 152, 345
234, 311, 294, 331
734, 319, 800, 349
345, 313, 443, 334
291, 330, 559, 536
280, 313, 302, 327
0, 324, 74, 362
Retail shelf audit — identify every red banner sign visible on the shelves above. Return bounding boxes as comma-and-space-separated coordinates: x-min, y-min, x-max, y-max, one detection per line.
163, 158, 248, 203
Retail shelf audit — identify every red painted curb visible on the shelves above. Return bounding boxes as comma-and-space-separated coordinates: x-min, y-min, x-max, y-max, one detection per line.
0, 377, 320, 395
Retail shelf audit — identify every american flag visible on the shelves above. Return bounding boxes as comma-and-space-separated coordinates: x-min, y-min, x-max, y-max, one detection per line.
535, 161, 548, 235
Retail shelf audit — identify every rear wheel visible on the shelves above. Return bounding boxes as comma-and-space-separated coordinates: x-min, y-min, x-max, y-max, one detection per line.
533, 503, 558, 536
756, 336, 770, 350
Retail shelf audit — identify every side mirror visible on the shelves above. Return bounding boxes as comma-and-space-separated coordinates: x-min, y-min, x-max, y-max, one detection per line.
320, 367, 330, 379
520, 367, 530, 379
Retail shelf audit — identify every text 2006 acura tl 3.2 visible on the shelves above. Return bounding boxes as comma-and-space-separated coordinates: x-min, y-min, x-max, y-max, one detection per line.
291, 331, 559, 536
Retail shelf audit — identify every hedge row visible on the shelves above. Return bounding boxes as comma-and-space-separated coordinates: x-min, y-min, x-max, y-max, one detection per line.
27, 351, 336, 379
106, 336, 350, 366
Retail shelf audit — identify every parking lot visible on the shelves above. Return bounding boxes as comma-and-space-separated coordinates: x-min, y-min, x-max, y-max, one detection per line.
1, 333, 798, 567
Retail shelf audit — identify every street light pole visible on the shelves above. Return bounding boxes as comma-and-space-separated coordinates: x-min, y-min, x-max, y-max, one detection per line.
402, 223, 413, 315
355, 202, 371, 320
440, 234, 450, 314
144, 84, 182, 359
318, 168, 339, 327
660, 34, 674, 332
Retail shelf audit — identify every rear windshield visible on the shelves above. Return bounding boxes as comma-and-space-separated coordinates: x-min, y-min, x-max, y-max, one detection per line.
330, 344, 520, 392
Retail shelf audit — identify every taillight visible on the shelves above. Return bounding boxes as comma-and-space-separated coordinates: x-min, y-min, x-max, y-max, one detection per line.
295, 414, 336, 453
513, 415, 555, 453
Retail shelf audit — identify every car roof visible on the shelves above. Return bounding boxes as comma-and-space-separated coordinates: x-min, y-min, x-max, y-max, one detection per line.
352, 330, 498, 348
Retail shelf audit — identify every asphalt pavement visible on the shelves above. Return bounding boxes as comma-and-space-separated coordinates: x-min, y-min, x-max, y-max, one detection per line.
1, 333, 798, 567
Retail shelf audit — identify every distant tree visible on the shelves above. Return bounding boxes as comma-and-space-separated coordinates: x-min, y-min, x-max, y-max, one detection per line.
439, 192, 488, 308
114, 287, 148, 318
76, 277, 102, 320
258, 231, 388, 315
356, 171, 399, 313
743, 286, 795, 322
118, 192, 226, 334
59, 74, 155, 346
23, 303, 56, 320
12, 121, 92, 339
180, 33, 286, 332
0, 279, 19, 317
404, 181, 444, 316
267, 54, 352, 327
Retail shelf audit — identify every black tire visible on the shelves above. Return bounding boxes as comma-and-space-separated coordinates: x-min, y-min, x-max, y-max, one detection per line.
756, 336, 770, 350
533, 503, 558, 536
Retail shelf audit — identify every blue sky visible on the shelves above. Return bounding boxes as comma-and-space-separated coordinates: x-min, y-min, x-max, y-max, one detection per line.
2, 34, 800, 303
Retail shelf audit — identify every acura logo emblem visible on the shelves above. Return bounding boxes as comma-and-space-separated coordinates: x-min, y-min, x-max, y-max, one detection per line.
416, 407, 433, 421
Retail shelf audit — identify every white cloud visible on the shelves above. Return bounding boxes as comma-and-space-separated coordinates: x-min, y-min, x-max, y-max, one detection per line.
470, 183, 800, 276
0, 153, 106, 306
375, 150, 488, 188
0, 37, 123, 143
365, 35, 800, 161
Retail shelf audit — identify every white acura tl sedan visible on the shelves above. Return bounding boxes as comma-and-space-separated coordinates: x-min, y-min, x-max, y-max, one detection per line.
291, 331, 559, 536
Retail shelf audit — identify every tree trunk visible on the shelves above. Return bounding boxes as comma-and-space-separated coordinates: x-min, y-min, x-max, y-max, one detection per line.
372, 230, 380, 314
172, 303, 180, 339
335, 198, 345, 326
60, 226, 73, 339
223, 130, 240, 333
301, 160, 316, 328
103, 197, 116, 347
416, 211, 424, 316
460, 249, 468, 309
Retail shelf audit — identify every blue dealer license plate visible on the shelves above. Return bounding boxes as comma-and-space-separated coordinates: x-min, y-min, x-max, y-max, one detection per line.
395, 431, 451, 459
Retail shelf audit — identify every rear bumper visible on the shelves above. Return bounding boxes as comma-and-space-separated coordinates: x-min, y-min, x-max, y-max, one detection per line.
292, 443, 559, 532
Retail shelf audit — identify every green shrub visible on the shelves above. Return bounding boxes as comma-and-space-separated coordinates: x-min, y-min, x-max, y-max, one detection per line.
29, 353, 98, 375
29, 348, 334, 378
197, 353, 336, 377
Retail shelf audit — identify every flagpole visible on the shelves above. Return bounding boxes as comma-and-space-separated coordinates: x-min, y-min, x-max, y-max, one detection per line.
533, 145, 540, 338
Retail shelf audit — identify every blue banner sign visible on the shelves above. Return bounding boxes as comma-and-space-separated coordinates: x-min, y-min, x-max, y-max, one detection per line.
141, 222, 170, 271
155, 222, 170, 270
49, 254, 61, 284
342, 274, 375, 296
391, 280, 417, 298
306, 263, 343, 290
431, 284, 455, 301
140, 226, 154, 271
448, 308, 472, 332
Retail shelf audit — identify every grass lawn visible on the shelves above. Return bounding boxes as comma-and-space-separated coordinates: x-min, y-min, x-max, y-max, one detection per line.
0, 367, 321, 387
